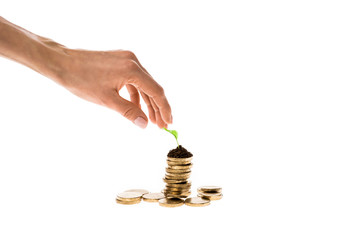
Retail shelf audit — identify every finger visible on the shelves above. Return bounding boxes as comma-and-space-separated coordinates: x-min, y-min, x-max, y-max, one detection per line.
129, 70, 172, 124
131, 59, 173, 125
126, 84, 141, 108
150, 97, 167, 129
140, 91, 156, 124
105, 90, 148, 129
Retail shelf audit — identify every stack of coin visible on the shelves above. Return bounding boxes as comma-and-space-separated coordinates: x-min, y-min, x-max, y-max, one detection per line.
163, 156, 193, 198
197, 186, 223, 200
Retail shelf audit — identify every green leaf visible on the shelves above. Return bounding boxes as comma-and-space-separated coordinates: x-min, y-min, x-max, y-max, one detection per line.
163, 128, 179, 147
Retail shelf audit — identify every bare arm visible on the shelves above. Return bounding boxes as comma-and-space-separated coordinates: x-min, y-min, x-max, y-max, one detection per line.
0, 17, 172, 128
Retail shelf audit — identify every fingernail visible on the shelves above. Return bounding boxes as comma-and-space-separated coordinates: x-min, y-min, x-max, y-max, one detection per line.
134, 117, 147, 129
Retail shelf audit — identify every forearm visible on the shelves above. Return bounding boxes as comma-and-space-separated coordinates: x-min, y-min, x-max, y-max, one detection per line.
0, 17, 67, 83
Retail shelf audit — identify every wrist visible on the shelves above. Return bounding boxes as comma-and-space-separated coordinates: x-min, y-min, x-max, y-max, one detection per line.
31, 38, 70, 86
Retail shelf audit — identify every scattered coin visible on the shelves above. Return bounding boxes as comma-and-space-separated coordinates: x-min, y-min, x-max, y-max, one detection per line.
142, 192, 165, 202
198, 192, 223, 200
197, 186, 222, 194
159, 198, 184, 207
124, 189, 149, 195
185, 197, 210, 207
116, 198, 141, 205
116, 192, 143, 202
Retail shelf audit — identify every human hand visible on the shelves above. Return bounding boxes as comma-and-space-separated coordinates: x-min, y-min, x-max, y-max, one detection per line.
0, 17, 172, 128
57, 49, 172, 129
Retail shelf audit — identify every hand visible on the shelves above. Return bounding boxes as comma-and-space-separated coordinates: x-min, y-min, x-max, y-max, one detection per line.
58, 49, 172, 129
0, 17, 172, 129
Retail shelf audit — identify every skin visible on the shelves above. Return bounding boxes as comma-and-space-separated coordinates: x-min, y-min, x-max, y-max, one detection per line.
0, 16, 172, 129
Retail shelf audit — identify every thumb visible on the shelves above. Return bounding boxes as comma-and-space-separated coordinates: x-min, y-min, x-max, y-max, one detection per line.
105, 91, 148, 128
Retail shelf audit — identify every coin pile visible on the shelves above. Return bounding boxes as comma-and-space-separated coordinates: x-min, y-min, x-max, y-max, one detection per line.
115, 147, 222, 208
162, 156, 193, 198
116, 186, 222, 207
197, 186, 223, 200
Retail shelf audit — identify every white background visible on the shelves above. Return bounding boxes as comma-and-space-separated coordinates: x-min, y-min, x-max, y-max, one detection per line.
1, 1, 359, 239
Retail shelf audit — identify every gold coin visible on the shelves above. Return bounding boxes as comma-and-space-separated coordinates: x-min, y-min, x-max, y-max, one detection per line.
166, 182, 191, 188
162, 188, 191, 193
124, 189, 149, 195
159, 198, 184, 207
168, 163, 193, 170
185, 197, 210, 207
198, 192, 223, 200
115, 198, 141, 205
167, 157, 193, 162
167, 160, 192, 166
165, 185, 191, 190
163, 190, 191, 196
142, 192, 165, 202
197, 186, 222, 194
165, 186, 191, 192
165, 173, 191, 180
116, 192, 143, 201
166, 168, 191, 174
163, 178, 188, 184
164, 191, 192, 198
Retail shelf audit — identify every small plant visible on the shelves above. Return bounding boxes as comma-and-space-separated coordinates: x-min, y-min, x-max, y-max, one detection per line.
163, 128, 179, 147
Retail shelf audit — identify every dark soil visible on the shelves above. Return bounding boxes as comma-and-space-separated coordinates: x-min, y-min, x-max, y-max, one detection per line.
167, 145, 193, 158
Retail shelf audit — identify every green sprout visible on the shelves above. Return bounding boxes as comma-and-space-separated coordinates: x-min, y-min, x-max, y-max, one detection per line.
163, 128, 179, 147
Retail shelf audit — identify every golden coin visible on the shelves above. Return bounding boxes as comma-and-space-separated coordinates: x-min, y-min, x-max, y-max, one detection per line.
197, 186, 222, 194
168, 163, 193, 170
166, 168, 191, 174
167, 156, 192, 161
165, 194, 191, 199
163, 190, 191, 196
166, 182, 191, 188
198, 192, 223, 200
159, 198, 184, 207
167, 160, 192, 166
164, 191, 192, 198
116, 192, 143, 201
142, 192, 165, 202
165, 185, 191, 191
165, 186, 191, 192
163, 178, 188, 184
115, 198, 141, 205
124, 189, 149, 195
162, 188, 191, 194
185, 197, 210, 207
165, 173, 191, 180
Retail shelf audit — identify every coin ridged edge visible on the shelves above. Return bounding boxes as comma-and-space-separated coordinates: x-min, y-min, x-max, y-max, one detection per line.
115, 199, 141, 205
197, 186, 222, 194
198, 193, 223, 200
158, 198, 184, 207
184, 197, 211, 207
